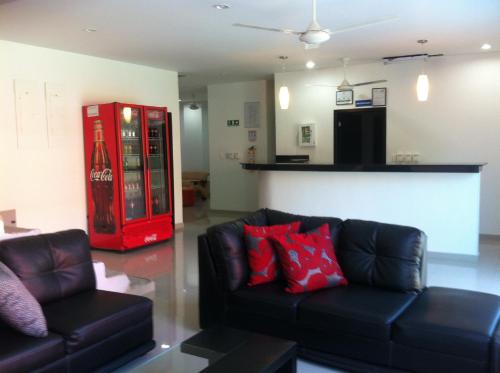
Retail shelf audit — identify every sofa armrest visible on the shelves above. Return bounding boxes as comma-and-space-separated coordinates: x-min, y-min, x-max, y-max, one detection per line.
198, 234, 226, 329
419, 233, 428, 289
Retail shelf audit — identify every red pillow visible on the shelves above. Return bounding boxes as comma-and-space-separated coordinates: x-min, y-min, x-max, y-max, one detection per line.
271, 223, 348, 294
244, 222, 301, 286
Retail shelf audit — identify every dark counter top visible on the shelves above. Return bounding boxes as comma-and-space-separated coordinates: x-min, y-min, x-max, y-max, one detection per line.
241, 163, 486, 173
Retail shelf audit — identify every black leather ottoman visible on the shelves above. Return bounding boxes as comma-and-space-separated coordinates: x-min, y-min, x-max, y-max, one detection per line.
392, 287, 500, 373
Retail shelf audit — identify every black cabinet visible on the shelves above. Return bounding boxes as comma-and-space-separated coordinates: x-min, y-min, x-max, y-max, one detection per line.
334, 108, 386, 164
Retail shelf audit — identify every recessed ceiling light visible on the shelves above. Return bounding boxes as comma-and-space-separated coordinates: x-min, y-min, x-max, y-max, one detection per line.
83, 27, 97, 33
305, 60, 316, 69
481, 43, 492, 50
213, 4, 230, 10
160, 344, 170, 349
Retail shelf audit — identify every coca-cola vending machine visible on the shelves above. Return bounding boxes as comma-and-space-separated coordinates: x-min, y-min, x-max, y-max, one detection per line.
82, 103, 173, 251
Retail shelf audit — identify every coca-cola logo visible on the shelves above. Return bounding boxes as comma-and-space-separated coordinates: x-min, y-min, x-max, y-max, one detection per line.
90, 168, 113, 182
144, 234, 157, 243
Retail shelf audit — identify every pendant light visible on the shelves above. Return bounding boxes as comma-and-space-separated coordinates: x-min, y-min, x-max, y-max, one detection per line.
416, 39, 429, 102
278, 56, 290, 110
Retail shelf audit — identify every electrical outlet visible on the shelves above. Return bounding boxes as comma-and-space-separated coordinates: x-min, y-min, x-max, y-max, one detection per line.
395, 152, 404, 163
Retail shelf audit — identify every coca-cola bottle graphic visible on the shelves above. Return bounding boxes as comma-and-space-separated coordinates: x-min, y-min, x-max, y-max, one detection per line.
90, 120, 116, 233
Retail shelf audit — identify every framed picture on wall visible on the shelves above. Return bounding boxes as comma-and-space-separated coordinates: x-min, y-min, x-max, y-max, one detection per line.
298, 124, 316, 147
336, 90, 353, 105
372, 87, 387, 106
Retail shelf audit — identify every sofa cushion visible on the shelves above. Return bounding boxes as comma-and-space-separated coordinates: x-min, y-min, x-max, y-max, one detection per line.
337, 219, 426, 293
207, 209, 268, 291
393, 287, 500, 362
0, 229, 96, 304
266, 209, 343, 249
272, 224, 348, 294
0, 324, 65, 373
298, 284, 417, 341
244, 221, 301, 286
0, 261, 48, 337
228, 282, 312, 323
43, 290, 152, 354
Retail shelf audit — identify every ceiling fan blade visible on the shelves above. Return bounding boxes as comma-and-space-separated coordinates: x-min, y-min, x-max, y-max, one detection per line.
352, 80, 388, 86
328, 17, 399, 35
232, 23, 301, 35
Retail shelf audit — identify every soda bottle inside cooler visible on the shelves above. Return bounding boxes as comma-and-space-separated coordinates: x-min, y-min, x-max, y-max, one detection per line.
90, 120, 116, 233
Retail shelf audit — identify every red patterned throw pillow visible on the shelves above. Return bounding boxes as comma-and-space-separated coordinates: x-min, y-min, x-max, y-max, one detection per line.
244, 222, 301, 286
271, 223, 348, 294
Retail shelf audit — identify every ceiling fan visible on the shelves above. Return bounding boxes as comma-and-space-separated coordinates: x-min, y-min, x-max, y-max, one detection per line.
233, 0, 397, 49
308, 58, 387, 90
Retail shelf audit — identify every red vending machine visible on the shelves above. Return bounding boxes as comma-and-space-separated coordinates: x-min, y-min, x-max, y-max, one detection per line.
82, 102, 173, 251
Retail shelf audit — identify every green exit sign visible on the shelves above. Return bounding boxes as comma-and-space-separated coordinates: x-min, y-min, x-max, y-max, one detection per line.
227, 119, 240, 127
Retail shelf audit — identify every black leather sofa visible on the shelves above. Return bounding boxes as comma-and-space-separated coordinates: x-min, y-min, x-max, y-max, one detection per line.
0, 230, 154, 373
198, 209, 500, 373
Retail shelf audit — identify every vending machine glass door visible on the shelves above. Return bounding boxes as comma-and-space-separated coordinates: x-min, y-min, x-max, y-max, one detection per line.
145, 108, 171, 216
119, 105, 148, 222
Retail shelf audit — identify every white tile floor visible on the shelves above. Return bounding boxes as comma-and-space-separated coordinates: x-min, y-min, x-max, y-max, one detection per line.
92, 203, 500, 372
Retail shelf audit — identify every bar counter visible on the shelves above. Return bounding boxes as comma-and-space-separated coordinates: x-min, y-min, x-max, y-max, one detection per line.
241, 162, 486, 256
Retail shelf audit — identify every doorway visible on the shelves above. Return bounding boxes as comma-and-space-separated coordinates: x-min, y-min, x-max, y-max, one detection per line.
334, 107, 386, 164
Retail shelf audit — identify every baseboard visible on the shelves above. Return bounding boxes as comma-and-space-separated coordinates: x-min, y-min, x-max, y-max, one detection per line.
208, 209, 253, 216
480, 234, 500, 240
175, 223, 184, 230
427, 251, 478, 264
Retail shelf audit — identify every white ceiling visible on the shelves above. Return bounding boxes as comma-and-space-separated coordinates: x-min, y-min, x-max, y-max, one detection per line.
1, 0, 499, 97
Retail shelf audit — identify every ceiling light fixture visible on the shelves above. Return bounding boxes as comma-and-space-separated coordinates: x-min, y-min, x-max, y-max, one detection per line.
278, 56, 290, 110
83, 27, 97, 33
416, 40, 430, 102
306, 60, 316, 69
213, 4, 230, 10
189, 94, 200, 110
481, 43, 492, 50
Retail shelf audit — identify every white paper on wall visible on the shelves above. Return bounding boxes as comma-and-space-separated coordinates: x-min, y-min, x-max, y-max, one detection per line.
14, 79, 46, 149
45, 82, 67, 148
244, 101, 260, 128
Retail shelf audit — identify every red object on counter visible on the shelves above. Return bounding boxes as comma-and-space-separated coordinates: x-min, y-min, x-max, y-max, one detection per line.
82, 103, 174, 251
182, 187, 196, 207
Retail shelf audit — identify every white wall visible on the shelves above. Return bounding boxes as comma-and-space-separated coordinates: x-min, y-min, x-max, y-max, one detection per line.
0, 40, 183, 233
259, 171, 481, 255
208, 80, 274, 212
180, 102, 209, 172
275, 54, 500, 235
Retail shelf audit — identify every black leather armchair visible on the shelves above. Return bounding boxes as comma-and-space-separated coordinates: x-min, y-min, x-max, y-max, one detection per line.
199, 209, 500, 373
0, 230, 155, 373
